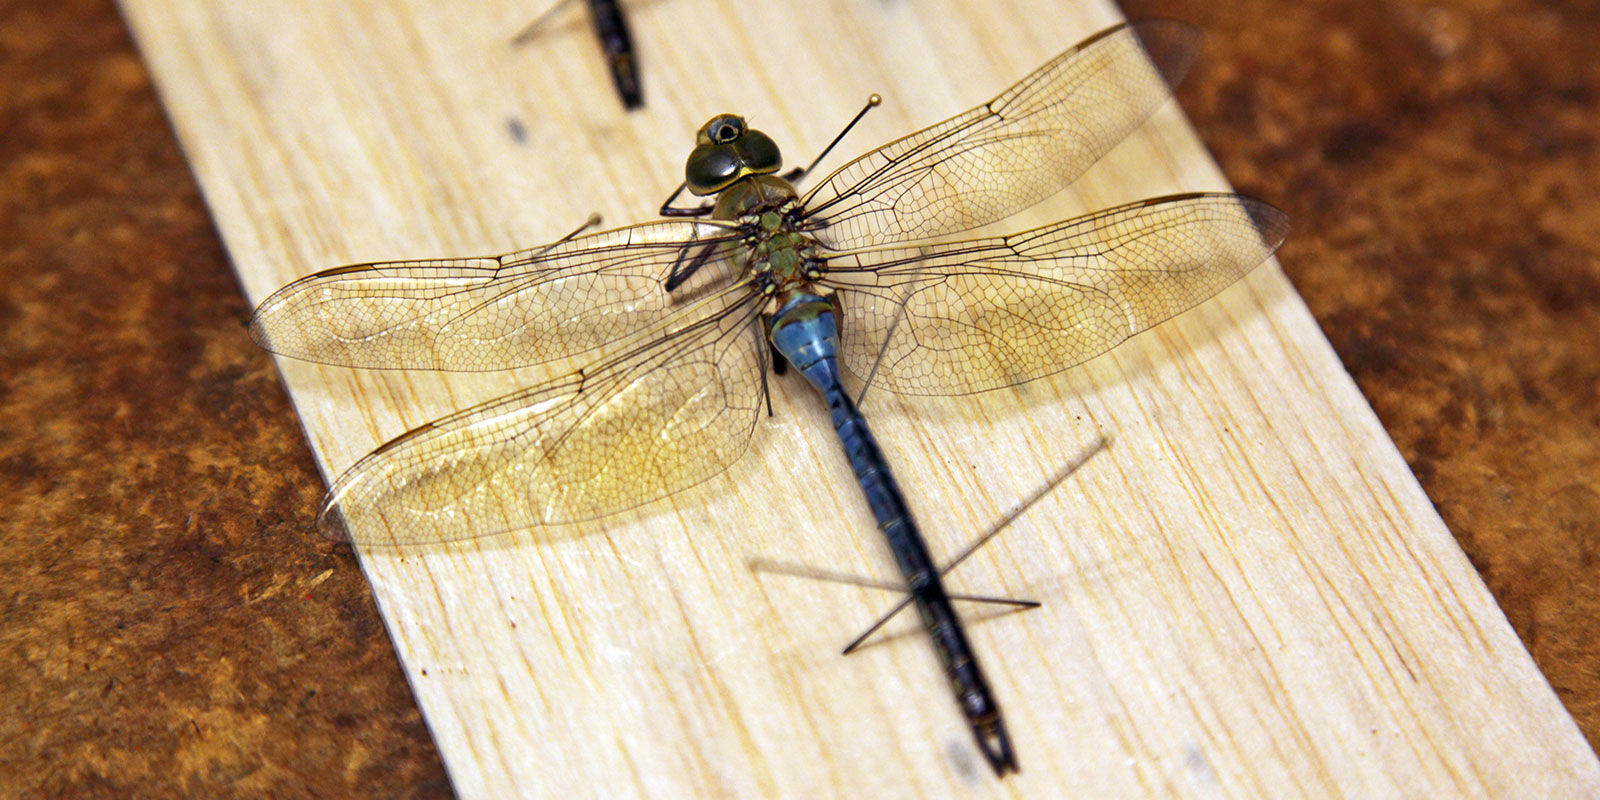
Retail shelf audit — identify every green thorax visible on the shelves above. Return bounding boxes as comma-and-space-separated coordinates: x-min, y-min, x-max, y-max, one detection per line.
747, 206, 813, 284
710, 174, 799, 221
715, 185, 814, 289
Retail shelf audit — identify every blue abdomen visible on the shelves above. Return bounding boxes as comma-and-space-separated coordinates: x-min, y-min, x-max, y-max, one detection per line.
769, 290, 842, 393
768, 291, 915, 542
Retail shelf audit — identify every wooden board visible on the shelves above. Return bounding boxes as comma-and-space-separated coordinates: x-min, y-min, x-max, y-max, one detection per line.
118, 0, 1600, 796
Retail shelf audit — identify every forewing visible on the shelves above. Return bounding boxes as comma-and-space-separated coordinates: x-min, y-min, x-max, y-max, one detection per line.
250, 219, 743, 371
318, 287, 767, 545
823, 194, 1290, 395
800, 20, 1200, 250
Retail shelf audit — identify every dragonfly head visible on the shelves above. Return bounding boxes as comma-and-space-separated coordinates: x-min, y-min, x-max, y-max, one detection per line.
685, 114, 783, 196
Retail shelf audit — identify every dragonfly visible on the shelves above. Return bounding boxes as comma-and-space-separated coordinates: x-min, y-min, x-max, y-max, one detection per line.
250, 20, 1288, 776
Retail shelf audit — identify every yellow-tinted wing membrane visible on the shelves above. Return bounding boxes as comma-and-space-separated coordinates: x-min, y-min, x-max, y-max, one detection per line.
250, 220, 742, 371
319, 285, 767, 545
823, 194, 1290, 395
800, 20, 1201, 251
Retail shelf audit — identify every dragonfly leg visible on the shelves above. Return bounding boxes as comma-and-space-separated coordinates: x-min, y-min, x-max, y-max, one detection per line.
770, 340, 788, 376
753, 308, 790, 379
664, 237, 721, 290
659, 181, 715, 217
513, 0, 641, 109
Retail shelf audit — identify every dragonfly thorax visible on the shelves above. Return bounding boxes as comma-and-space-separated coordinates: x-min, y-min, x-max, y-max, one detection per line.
737, 201, 826, 296
711, 173, 798, 221
750, 227, 820, 286
696, 170, 824, 293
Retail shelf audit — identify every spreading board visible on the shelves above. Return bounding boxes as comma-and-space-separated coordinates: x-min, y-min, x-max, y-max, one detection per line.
118, 0, 1600, 796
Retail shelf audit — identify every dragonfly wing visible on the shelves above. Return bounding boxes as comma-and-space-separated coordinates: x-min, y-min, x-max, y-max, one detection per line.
800, 20, 1200, 250
319, 287, 767, 545
824, 194, 1290, 395
250, 219, 743, 371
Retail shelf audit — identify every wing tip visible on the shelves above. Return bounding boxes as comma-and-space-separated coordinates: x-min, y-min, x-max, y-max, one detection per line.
317, 458, 380, 545
247, 278, 310, 358
246, 310, 275, 353
1237, 196, 1293, 254
316, 496, 356, 544
1126, 18, 1204, 89
1142, 192, 1291, 255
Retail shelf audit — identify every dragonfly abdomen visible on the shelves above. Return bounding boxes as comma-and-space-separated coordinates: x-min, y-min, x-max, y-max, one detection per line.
821, 382, 1018, 774
767, 290, 1019, 774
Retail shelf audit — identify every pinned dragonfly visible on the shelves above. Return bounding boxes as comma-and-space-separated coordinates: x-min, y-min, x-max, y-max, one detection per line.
251, 21, 1288, 776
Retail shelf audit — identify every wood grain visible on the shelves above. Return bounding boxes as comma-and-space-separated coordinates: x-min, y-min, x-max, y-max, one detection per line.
116, 0, 1600, 796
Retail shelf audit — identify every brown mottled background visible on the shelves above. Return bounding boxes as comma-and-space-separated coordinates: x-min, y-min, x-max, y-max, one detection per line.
2, 0, 1595, 796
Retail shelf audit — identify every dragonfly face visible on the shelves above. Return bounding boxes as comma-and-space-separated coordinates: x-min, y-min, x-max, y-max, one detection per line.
685, 115, 783, 196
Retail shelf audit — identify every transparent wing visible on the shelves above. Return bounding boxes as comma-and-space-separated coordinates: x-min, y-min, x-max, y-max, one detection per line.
249, 219, 744, 371
822, 194, 1290, 395
318, 285, 767, 545
799, 20, 1200, 250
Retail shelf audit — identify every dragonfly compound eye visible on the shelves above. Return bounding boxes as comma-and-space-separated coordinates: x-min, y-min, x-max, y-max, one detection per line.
684, 117, 784, 196
684, 142, 743, 196
734, 129, 782, 176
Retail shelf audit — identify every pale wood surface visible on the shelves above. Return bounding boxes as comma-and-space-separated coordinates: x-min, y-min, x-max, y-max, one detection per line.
119, 0, 1600, 796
